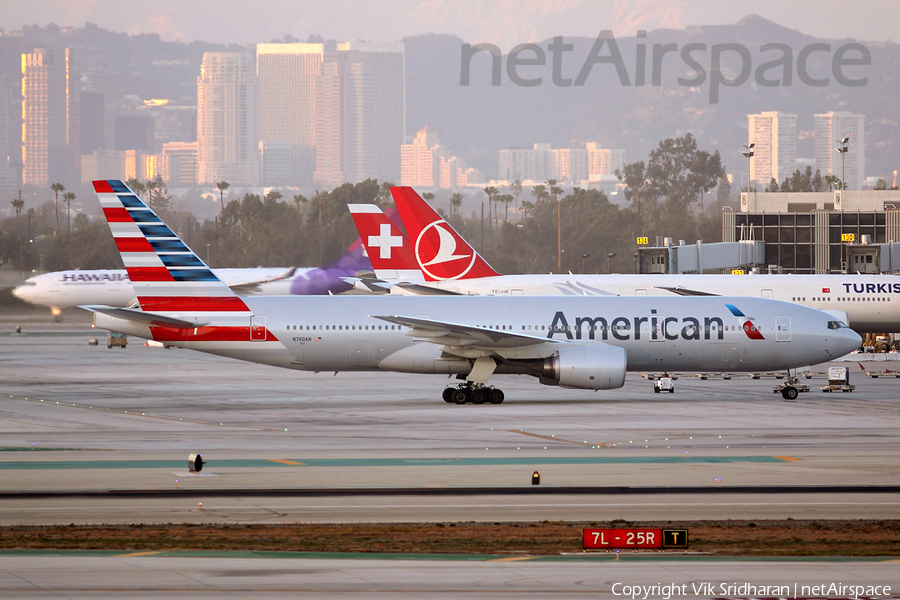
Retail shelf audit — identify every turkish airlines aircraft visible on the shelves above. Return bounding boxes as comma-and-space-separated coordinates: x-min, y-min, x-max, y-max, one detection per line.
347, 187, 900, 334
85, 179, 860, 403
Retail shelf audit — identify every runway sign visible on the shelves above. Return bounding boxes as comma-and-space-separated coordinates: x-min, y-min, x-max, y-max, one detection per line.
582, 528, 688, 549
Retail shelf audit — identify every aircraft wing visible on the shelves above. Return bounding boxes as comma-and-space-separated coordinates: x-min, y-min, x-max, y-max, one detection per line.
81, 305, 209, 329
226, 267, 299, 294
654, 286, 719, 297
345, 277, 463, 296
375, 314, 559, 348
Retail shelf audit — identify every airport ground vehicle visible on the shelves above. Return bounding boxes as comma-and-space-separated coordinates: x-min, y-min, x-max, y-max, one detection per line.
107, 332, 127, 348
654, 375, 674, 393
820, 366, 855, 392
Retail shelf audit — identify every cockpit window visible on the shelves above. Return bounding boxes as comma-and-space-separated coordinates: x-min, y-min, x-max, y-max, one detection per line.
827, 320, 849, 330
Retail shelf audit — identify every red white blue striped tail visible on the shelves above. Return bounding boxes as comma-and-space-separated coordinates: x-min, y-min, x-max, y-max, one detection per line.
92, 179, 268, 343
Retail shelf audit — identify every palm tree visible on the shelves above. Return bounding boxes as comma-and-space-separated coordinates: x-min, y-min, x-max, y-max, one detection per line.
126, 178, 146, 198
62, 192, 75, 235
422, 192, 435, 204
511, 180, 522, 220
11, 196, 24, 271
520, 200, 535, 220
546, 179, 565, 271
483, 185, 498, 235
498, 193, 513, 222
265, 190, 282, 202
292, 194, 307, 216
216, 181, 230, 216
450, 192, 463, 217
145, 178, 159, 210
50, 182, 64, 236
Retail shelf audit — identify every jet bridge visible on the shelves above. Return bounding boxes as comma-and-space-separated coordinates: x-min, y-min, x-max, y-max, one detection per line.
637, 239, 765, 274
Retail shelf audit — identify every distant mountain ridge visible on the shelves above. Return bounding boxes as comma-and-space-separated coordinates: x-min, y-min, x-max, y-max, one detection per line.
2, 16, 896, 183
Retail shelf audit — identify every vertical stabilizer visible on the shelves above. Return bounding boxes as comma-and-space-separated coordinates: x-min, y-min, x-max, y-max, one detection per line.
391, 186, 500, 281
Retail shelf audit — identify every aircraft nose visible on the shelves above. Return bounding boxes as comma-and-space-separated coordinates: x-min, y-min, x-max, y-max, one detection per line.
12, 284, 29, 303
830, 327, 862, 358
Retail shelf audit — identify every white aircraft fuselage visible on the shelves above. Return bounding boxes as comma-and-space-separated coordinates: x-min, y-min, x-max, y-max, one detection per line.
390, 274, 900, 334
13, 268, 298, 309
94, 294, 860, 378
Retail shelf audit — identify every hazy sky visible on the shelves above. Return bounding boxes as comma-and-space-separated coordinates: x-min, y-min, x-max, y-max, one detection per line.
4, 0, 897, 47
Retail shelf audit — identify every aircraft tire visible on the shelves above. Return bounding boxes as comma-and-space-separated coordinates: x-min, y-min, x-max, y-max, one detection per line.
442, 388, 454, 403
669, 389, 674, 394
471, 389, 486, 404
782, 386, 798, 400
452, 389, 470, 404
489, 389, 504, 404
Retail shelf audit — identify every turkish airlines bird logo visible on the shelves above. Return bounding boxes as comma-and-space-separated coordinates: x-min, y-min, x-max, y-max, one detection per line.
726, 304, 766, 340
414, 220, 475, 280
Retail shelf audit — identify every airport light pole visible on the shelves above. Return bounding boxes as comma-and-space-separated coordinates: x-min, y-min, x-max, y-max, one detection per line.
581, 253, 590, 274
607, 251, 616, 274
741, 143, 755, 192
836, 135, 850, 190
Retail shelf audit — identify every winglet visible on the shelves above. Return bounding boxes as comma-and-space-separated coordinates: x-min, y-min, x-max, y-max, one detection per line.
391, 187, 500, 281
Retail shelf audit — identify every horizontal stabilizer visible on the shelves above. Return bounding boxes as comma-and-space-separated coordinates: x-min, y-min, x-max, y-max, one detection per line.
81, 305, 209, 329
654, 286, 719, 297
227, 267, 298, 293
394, 282, 462, 296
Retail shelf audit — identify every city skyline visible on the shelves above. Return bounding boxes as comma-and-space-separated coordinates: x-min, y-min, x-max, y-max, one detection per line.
0, 13, 896, 196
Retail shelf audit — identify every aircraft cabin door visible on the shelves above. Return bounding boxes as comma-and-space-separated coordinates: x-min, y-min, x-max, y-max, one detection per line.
761, 289, 774, 299
250, 315, 267, 341
775, 316, 791, 342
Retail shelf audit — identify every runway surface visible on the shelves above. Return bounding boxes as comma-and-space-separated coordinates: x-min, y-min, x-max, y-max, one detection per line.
1, 553, 898, 599
2, 329, 900, 524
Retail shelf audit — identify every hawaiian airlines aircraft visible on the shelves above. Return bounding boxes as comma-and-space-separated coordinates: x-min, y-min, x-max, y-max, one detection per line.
84, 179, 859, 402
13, 242, 374, 310
345, 187, 900, 334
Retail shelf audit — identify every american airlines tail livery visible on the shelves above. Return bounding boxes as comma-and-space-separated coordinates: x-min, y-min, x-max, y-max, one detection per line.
348, 187, 900, 334
86, 180, 860, 403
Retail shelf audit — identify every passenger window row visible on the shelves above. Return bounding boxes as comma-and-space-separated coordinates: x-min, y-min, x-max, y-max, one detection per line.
793, 296, 891, 302
286, 324, 400, 331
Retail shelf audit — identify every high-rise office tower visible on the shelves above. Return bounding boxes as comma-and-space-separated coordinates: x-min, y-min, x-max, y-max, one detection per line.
400, 126, 445, 187
0, 87, 15, 192
314, 43, 404, 186
338, 42, 404, 183
256, 43, 322, 185
748, 111, 797, 188
197, 52, 259, 185
21, 48, 76, 187
815, 111, 865, 190
78, 92, 105, 155
115, 114, 155, 151
314, 49, 375, 186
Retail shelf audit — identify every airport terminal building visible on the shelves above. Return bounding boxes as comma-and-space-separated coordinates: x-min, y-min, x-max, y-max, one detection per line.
722, 190, 900, 275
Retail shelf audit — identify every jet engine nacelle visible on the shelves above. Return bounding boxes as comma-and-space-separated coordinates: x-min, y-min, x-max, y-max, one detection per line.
541, 344, 627, 390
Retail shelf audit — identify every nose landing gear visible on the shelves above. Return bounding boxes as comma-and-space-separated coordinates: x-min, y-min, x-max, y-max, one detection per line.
442, 383, 504, 404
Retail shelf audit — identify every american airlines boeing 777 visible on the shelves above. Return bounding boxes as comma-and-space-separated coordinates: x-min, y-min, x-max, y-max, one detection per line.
85, 180, 860, 403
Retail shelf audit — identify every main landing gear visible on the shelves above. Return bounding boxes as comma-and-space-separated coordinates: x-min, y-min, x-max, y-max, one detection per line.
442, 384, 505, 405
